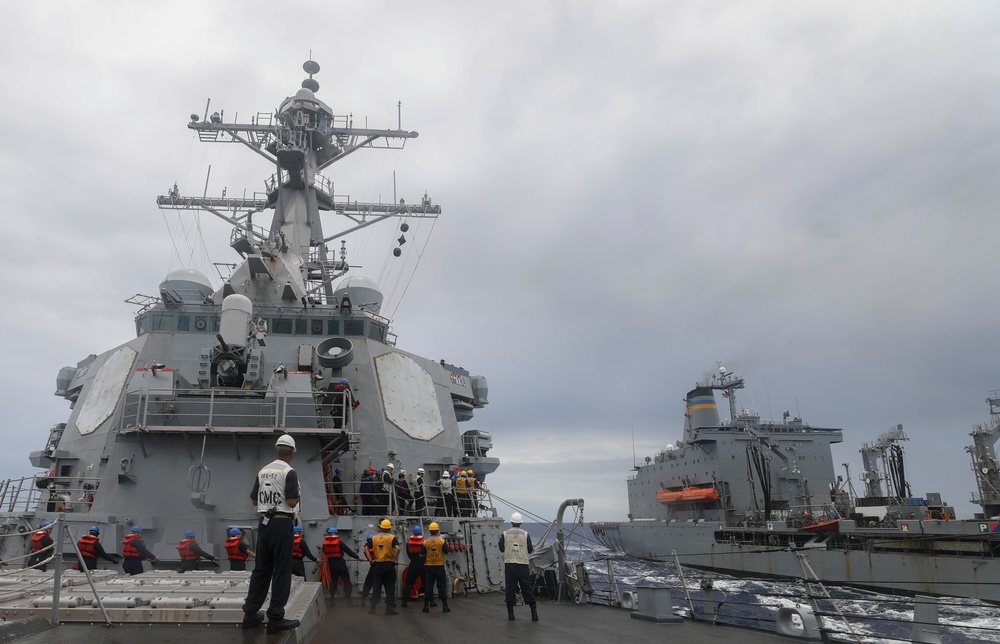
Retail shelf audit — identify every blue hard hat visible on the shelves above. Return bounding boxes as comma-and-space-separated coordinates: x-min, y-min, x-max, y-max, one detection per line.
89, 525, 100, 534
412, 526, 422, 534
229, 528, 241, 536
131, 526, 143, 533
184, 530, 196, 538
327, 527, 338, 534
340, 378, 348, 385
294, 526, 303, 532
41, 521, 52, 529
334, 468, 342, 473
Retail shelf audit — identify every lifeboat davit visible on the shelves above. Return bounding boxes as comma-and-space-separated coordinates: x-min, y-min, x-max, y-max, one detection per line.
656, 487, 719, 504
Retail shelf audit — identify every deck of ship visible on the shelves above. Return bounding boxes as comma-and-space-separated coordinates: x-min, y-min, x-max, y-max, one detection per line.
5, 595, 801, 644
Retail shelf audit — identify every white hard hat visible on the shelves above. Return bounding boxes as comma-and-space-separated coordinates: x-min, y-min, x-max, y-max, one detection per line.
276, 434, 296, 450
386, 463, 394, 470
510, 512, 523, 524
401, 470, 407, 476
417, 468, 425, 474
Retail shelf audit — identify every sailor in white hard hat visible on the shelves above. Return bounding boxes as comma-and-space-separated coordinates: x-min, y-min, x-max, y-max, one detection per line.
243, 434, 301, 633
413, 468, 427, 515
499, 512, 537, 622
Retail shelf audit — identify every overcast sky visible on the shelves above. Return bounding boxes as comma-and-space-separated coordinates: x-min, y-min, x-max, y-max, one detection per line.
2, 2, 999, 523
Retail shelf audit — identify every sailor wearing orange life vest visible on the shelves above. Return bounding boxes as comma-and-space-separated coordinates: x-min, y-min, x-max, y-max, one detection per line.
77, 525, 117, 570
26, 521, 54, 571
365, 519, 401, 616
421, 522, 451, 613
225, 528, 255, 571
176, 529, 219, 572
122, 526, 159, 575
322, 527, 361, 606
291, 526, 318, 578
400, 525, 426, 608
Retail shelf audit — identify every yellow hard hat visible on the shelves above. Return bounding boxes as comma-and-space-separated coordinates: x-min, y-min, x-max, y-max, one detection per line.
379, 519, 391, 529
467, 469, 474, 475
428, 522, 440, 532
460, 470, 468, 476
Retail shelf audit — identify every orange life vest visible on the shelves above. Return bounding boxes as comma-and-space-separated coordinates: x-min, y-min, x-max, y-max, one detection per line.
78, 534, 99, 559
176, 538, 199, 561
225, 536, 249, 561
322, 535, 343, 559
122, 534, 142, 558
30, 532, 48, 553
406, 535, 424, 556
292, 534, 306, 559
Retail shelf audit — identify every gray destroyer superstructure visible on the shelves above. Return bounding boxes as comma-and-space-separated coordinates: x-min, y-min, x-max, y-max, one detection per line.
0, 60, 505, 597
592, 368, 1000, 602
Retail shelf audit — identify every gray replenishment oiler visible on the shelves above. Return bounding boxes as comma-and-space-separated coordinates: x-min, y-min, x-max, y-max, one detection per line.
592, 367, 1000, 602
0, 60, 507, 626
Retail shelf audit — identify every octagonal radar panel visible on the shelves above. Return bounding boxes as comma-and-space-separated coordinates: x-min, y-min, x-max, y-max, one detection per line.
76, 346, 138, 435
376, 352, 443, 441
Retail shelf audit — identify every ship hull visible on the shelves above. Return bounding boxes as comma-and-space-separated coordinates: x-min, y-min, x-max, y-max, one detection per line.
592, 519, 1000, 603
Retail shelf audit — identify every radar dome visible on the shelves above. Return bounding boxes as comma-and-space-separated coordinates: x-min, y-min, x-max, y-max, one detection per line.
333, 275, 384, 315
159, 268, 214, 304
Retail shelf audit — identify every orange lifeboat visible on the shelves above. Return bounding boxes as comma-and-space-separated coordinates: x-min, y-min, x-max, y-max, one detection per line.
657, 487, 719, 504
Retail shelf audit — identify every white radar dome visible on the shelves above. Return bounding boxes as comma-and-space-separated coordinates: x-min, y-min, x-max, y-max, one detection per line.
159, 268, 214, 304
333, 275, 384, 315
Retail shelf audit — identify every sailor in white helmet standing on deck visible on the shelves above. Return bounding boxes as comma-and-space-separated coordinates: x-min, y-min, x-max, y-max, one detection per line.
242, 434, 301, 634
499, 512, 537, 622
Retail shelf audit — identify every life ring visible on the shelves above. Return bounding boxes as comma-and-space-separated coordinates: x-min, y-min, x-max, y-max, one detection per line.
400, 567, 424, 598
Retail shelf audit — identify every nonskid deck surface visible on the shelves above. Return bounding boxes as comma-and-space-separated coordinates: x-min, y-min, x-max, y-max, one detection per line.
4, 593, 790, 644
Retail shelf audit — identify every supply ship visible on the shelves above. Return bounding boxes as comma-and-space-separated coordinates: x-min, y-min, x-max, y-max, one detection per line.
592, 367, 1000, 602
0, 59, 508, 626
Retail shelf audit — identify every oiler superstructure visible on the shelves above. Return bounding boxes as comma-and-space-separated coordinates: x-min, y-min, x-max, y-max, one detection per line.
0, 61, 505, 613
592, 367, 1000, 602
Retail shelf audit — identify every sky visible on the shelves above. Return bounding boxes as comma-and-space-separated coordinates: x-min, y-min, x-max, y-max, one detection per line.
1, 2, 999, 523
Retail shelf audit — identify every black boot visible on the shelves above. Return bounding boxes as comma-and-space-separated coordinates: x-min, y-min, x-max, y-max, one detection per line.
367, 602, 377, 615
443, 601, 451, 613
385, 605, 398, 616
422, 603, 430, 613
530, 604, 538, 622
401, 598, 408, 607
507, 605, 515, 621
360, 596, 368, 608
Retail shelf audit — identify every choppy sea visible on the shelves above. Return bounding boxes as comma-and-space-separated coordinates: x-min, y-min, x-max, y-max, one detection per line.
521, 522, 1000, 643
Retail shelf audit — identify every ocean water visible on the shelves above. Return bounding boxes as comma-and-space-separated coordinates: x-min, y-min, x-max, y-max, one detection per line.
521, 523, 1000, 643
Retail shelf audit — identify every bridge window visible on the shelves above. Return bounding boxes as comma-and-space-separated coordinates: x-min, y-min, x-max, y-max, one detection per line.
327, 320, 340, 335
178, 316, 191, 332
295, 319, 307, 335
152, 315, 174, 331
136, 316, 148, 335
344, 320, 365, 336
273, 319, 293, 334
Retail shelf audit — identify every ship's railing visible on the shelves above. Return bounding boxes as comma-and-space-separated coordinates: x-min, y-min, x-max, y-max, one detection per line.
322, 476, 495, 519
0, 476, 106, 514
119, 387, 357, 434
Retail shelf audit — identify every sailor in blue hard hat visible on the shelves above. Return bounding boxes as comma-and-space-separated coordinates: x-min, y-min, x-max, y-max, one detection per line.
291, 525, 318, 578
322, 525, 361, 606
27, 521, 55, 571
122, 525, 159, 575
225, 528, 255, 571
177, 529, 219, 572
332, 467, 347, 515
400, 524, 425, 608
77, 524, 117, 571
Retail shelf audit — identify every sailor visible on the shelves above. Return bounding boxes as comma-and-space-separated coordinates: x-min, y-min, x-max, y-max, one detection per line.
413, 468, 427, 515
225, 528, 255, 571
242, 434, 301, 634
26, 521, 54, 571
360, 468, 376, 515
366, 519, 401, 616
422, 522, 451, 614
332, 467, 348, 515
77, 525, 117, 571
381, 464, 395, 515
499, 512, 537, 622
400, 525, 425, 607
176, 529, 219, 572
455, 470, 470, 517
291, 525, 319, 578
395, 471, 412, 515
439, 471, 457, 517
328, 378, 353, 429
322, 527, 362, 607
466, 469, 480, 516
122, 526, 159, 574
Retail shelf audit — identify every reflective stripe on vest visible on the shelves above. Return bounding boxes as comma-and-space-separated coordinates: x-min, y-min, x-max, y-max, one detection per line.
122, 534, 141, 558
78, 534, 99, 559
424, 536, 446, 566
406, 535, 424, 556
371, 533, 396, 562
322, 535, 343, 558
225, 536, 249, 561
256, 460, 296, 514
176, 538, 199, 561
502, 527, 530, 565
